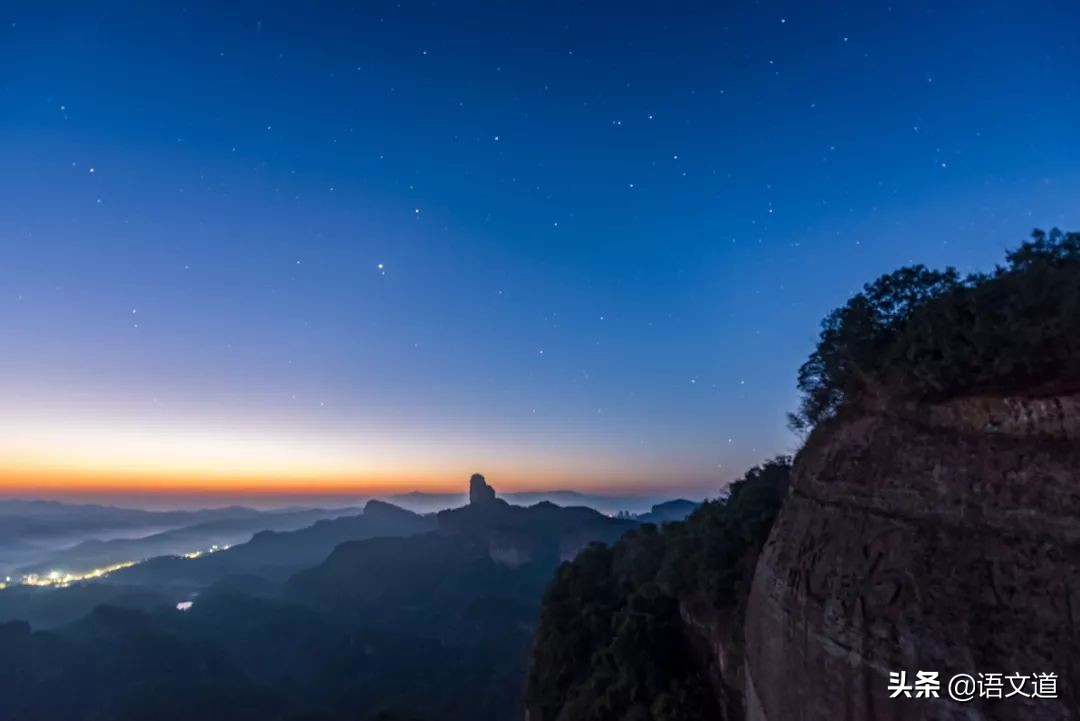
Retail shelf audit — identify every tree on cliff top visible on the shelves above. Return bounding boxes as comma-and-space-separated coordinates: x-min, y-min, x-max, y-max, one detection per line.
790, 265, 961, 430
790, 228, 1080, 431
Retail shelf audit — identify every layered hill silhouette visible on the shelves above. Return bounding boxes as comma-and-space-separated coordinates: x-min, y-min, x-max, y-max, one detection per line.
0, 501, 273, 578
0, 500, 264, 541
15, 506, 361, 578
0, 475, 640, 721
106, 499, 435, 591
0, 500, 436, 629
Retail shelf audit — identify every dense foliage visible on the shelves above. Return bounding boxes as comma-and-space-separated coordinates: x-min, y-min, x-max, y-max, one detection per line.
526, 458, 790, 721
790, 228, 1080, 430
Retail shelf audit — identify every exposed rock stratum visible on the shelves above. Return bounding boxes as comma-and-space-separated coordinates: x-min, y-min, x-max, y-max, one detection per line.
745, 393, 1080, 721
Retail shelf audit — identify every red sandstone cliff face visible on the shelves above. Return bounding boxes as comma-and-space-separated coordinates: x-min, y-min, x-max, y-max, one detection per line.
745, 394, 1080, 721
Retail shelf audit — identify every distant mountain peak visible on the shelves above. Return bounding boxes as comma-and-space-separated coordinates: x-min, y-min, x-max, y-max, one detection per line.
469, 473, 497, 505
363, 499, 420, 519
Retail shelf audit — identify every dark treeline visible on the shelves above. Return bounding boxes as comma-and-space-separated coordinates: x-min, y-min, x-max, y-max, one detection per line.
526, 458, 789, 721
791, 228, 1080, 431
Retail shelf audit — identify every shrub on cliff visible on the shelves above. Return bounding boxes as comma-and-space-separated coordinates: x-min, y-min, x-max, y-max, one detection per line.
790, 228, 1080, 431
526, 457, 790, 721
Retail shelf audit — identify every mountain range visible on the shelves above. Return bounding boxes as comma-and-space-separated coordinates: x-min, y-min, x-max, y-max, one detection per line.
0, 474, 657, 721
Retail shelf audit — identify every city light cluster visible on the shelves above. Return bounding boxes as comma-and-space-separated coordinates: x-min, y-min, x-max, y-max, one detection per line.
6, 543, 231, 590
182, 543, 229, 560
20, 561, 138, 588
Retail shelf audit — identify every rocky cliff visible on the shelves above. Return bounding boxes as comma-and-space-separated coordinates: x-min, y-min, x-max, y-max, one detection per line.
526, 231, 1080, 721
745, 393, 1080, 721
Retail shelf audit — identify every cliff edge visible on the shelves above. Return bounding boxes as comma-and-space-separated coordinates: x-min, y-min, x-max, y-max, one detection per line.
527, 229, 1080, 721
745, 393, 1080, 721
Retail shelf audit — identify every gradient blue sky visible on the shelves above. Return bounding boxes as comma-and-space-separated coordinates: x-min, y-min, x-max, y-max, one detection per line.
2, 1, 1079, 499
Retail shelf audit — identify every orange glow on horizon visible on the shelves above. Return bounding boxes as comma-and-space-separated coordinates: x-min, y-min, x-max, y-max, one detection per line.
0, 451, 695, 498
0, 465, 462, 496
0, 413, 557, 495
0, 407, 718, 501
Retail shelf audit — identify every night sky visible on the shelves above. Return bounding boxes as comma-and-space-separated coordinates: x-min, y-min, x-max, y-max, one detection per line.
2, 1, 1079, 501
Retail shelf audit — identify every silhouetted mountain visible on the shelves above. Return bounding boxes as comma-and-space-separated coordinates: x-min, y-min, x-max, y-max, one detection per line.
286, 532, 539, 618
288, 481, 634, 619
266, 478, 639, 719
0, 474, 652, 721
379, 490, 467, 513
107, 500, 435, 591
506, 490, 672, 515
0, 610, 281, 721
439, 477, 635, 563
381, 490, 665, 516
0, 501, 262, 547
16, 507, 360, 577
0, 582, 173, 630
438, 498, 633, 566
285, 477, 635, 631
634, 498, 698, 524
469, 473, 497, 504
0, 501, 301, 579
0, 500, 260, 526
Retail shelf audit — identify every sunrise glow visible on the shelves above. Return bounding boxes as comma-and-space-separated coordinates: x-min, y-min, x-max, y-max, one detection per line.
0, 402, 713, 498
